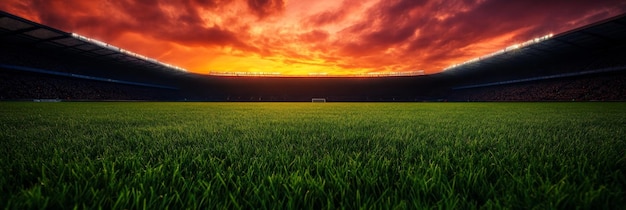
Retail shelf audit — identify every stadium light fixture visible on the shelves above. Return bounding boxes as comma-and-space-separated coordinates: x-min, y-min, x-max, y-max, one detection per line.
443, 33, 554, 71
71, 33, 187, 72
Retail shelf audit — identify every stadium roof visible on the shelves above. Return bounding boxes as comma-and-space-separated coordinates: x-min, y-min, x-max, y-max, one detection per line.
0, 10, 188, 76
440, 13, 626, 76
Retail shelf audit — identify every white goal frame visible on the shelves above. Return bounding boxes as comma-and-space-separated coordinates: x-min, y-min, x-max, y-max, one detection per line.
311, 98, 326, 103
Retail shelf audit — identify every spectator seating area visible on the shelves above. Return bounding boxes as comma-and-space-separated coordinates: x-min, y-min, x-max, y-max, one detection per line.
444, 44, 626, 101
0, 69, 181, 101
447, 70, 626, 101
0, 42, 186, 101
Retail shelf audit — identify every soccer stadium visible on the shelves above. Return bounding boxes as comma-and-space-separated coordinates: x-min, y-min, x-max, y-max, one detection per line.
1, 2, 626, 209
2, 9, 626, 102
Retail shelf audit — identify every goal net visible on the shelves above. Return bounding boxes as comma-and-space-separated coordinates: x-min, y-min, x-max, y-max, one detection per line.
311, 98, 326, 103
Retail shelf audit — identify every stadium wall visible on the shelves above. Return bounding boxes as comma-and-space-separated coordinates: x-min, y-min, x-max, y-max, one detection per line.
0, 68, 182, 101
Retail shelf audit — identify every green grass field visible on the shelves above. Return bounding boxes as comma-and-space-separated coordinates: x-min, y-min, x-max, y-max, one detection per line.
1, 102, 625, 209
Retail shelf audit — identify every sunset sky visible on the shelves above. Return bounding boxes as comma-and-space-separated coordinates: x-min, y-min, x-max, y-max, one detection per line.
2, 0, 625, 75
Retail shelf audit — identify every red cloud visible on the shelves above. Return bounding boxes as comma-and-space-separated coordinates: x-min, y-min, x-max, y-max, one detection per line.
1, 0, 625, 75
246, 0, 285, 19
303, 0, 364, 27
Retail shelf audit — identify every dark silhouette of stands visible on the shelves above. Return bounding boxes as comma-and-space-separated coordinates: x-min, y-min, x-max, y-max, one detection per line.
0, 69, 180, 100
0, 41, 185, 101
182, 75, 447, 102
443, 45, 626, 101
447, 70, 626, 101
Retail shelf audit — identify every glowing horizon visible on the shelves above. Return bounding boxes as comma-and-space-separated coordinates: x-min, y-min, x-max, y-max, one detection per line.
1, 0, 625, 76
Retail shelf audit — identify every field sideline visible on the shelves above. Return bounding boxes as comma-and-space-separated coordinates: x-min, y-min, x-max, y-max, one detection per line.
1, 102, 625, 209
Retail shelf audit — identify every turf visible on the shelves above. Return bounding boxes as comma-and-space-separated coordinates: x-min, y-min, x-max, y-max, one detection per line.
0, 102, 625, 209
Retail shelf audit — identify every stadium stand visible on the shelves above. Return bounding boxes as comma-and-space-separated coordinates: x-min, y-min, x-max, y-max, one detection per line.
0, 69, 181, 100
447, 70, 626, 101
0, 46, 185, 101
0, 10, 192, 101
439, 13, 626, 101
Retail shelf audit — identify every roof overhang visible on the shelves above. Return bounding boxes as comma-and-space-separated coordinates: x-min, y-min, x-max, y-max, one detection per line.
0, 10, 188, 77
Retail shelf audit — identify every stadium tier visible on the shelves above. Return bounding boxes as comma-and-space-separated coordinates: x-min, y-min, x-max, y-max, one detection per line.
1, 10, 626, 101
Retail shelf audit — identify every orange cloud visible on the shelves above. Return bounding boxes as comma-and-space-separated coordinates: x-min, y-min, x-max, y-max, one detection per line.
1, 0, 625, 75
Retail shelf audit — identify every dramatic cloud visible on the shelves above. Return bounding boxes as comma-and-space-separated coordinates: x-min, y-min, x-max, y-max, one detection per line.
2, 0, 625, 75
246, 0, 285, 19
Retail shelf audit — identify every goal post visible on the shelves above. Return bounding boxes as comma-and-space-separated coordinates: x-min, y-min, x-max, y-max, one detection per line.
311, 98, 326, 103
